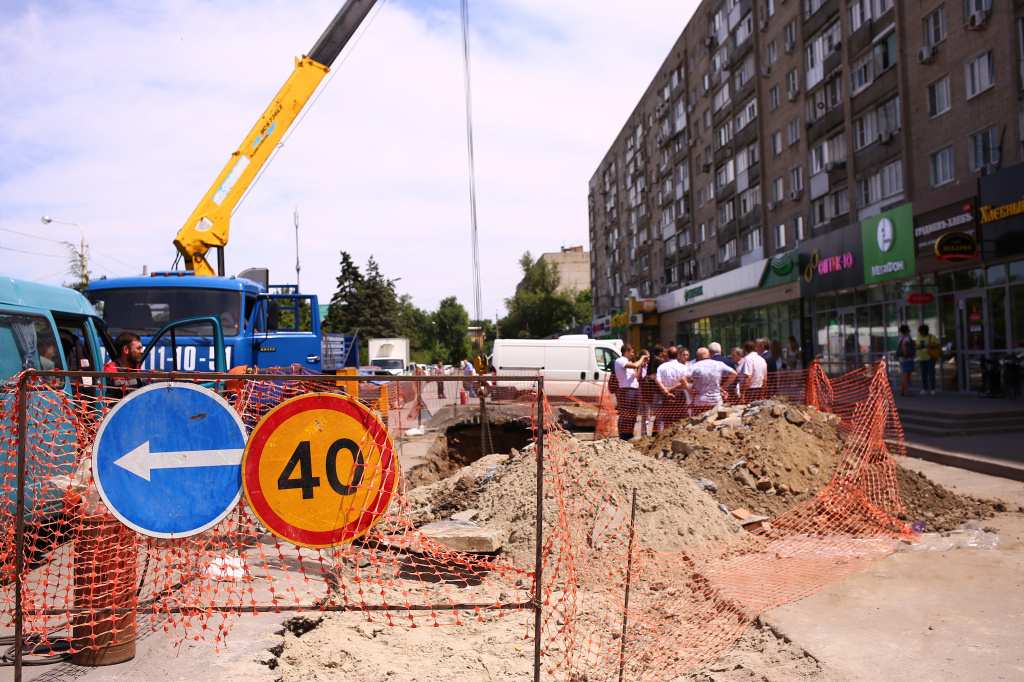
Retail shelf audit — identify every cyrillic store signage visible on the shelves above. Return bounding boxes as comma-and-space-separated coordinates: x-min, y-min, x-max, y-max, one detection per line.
979, 162, 1024, 257
861, 202, 915, 285
798, 222, 865, 295
914, 200, 976, 254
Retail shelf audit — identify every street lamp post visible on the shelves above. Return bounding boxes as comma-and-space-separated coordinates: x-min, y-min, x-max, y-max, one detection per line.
41, 216, 88, 288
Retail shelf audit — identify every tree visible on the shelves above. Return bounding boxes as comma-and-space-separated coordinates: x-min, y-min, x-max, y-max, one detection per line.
433, 296, 470, 365
500, 252, 579, 338
356, 256, 399, 339
324, 251, 364, 333
62, 241, 90, 292
396, 294, 436, 363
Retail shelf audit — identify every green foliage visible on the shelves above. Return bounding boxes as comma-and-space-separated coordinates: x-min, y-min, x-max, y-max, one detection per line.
324, 251, 471, 365
433, 296, 471, 365
499, 252, 591, 339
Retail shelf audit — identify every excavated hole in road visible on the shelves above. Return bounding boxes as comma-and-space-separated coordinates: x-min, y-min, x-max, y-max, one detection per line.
405, 417, 534, 489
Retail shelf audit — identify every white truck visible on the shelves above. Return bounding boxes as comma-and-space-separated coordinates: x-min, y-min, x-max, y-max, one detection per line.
491, 335, 622, 397
368, 337, 410, 375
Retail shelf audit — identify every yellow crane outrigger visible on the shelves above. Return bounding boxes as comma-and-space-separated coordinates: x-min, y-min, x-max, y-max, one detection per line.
174, 0, 378, 277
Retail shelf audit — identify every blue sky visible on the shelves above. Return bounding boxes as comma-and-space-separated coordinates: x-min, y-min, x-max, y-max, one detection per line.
0, 0, 697, 317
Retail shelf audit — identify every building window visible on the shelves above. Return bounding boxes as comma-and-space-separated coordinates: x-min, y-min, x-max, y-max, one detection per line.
812, 132, 847, 174
767, 40, 778, 65
772, 176, 784, 202
787, 117, 801, 146
719, 239, 737, 263
743, 228, 762, 254
968, 126, 1001, 171
769, 85, 781, 111
772, 130, 783, 156
850, 0, 871, 32
765, 0, 775, 17
812, 188, 850, 226
718, 123, 733, 148
712, 83, 732, 112
790, 166, 804, 192
699, 222, 708, 241
719, 200, 735, 225
805, 21, 841, 89
794, 214, 806, 241
928, 76, 952, 117
923, 6, 946, 47
930, 146, 955, 187
857, 160, 903, 207
964, 0, 992, 16
965, 51, 995, 99
775, 223, 787, 249
804, 0, 828, 19
739, 185, 760, 214
787, 68, 800, 95
851, 53, 873, 94
716, 159, 736, 189
852, 95, 899, 149
785, 21, 797, 51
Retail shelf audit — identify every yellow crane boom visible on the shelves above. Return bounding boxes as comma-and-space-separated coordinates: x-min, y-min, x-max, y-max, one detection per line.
174, 0, 378, 276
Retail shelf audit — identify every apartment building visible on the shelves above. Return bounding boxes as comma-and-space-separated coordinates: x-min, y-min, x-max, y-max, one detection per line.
589, 0, 1024, 392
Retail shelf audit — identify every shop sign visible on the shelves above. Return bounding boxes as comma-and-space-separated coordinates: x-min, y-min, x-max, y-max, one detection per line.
979, 162, 1024, 257
797, 222, 865, 295
914, 200, 976, 253
934, 231, 979, 261
761, 250, 799, 288
684, 285, 703, 301
657, 258, 768, 312
907, 292, 935, 305
862, 203, 916, 285
610, 311, 630, 328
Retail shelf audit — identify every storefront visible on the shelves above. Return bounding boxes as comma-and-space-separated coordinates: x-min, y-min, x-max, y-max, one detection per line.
658, 254, 801, 356
802, 203, 919, 376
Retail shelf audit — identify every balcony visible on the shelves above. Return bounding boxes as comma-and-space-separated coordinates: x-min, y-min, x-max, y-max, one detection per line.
807, 105, 844, 142
802, 0, 839, 38
738, 208, 761, 231
714, 143, 734, 166
733, 120, 758, 149
717, 179, 737, 201
853, 132, 901, 173
733, 78, 756, 108
748, 160, 761, 186
823, 47, 842, 79
851, 67, 898, 116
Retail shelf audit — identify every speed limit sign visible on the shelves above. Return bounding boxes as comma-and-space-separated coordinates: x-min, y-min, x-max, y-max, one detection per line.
241, 393, 398, 548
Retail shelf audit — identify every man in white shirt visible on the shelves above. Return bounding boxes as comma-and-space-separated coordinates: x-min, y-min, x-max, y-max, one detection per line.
613, 344, 647, 440
736, 340, 768, 402
655, 346, 690, 427
688, 347, 737, 409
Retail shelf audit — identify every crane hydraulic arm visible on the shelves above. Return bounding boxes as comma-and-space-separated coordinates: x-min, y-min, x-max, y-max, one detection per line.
174, 0, 378, 277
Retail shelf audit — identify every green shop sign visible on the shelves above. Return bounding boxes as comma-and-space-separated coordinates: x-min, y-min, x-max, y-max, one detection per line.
684, 285, 704, 301
861, 202, 916, 285
761, 250, 799, 288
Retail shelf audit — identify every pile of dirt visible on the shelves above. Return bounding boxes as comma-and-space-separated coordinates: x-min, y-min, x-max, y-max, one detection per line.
636, 399, 1000, 531
638, 401, 845, 517
896, 467, 1001, 532
407, 434, 742, 566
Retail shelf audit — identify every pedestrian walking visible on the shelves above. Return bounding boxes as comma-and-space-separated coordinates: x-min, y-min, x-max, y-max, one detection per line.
916, 324, 940, 395
435, 361, 446, 399
897, 325, 916, 396
613, 344, 647, 440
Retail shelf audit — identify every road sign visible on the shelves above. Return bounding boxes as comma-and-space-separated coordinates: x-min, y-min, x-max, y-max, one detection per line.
242, 392, 397, 548
92, 382, 247, 538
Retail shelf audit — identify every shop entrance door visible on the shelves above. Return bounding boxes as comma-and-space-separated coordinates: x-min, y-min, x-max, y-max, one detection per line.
956, 291, 988, 392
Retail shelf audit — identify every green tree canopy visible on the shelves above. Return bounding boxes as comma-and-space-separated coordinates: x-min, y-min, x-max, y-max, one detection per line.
499, 252, 590, 339
433, 296, 471, 365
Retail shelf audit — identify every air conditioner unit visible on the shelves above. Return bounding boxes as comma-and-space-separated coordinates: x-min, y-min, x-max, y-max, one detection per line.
918, 45, 937, 64
789, 189, 802, 201
787, 88, 799, 102
878, 132, 894, 145
967, 10, 990, 30
629, 313, 644, 325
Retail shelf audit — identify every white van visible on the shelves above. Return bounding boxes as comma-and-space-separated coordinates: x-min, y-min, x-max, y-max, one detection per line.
491, 336, 622, 397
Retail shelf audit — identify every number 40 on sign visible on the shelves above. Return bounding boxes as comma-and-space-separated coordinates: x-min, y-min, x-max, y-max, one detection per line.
242, 393, 398, 548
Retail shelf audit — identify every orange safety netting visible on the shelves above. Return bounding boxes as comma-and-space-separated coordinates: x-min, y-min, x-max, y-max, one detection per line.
0, 361, 911, 679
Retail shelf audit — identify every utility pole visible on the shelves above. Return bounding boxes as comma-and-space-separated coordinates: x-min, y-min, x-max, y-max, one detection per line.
41, 216, 88, 289
294, 207, 301, 291
461, 0, 483, 321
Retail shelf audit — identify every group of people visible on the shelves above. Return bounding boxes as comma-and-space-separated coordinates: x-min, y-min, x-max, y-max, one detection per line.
896, 324, 942, 397
611, 336, 801, 441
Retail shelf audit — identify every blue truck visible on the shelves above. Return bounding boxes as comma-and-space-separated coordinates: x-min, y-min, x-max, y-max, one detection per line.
85, 272, 332, 372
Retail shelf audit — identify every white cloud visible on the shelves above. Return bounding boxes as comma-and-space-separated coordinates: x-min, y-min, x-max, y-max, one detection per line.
0, 0, 697, 318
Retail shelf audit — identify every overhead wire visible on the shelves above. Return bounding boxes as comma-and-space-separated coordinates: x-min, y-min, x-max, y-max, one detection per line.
461, 0, 483, 321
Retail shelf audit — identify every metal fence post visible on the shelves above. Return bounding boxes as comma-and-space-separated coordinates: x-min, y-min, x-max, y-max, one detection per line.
14, 371, 32, 682
532, 377, 545, 682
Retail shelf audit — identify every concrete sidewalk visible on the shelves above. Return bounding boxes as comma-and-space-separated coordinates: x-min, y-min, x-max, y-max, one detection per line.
763, 460, 1024, 682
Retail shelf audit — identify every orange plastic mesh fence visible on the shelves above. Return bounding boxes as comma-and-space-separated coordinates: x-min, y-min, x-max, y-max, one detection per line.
1, 362, 911, 679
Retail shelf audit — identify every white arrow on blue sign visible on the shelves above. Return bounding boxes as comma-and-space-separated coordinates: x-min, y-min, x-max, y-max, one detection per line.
92, 382, 247, 539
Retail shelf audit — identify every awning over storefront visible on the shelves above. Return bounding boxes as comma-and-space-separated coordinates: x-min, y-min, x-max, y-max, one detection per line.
657, 257, 768, 313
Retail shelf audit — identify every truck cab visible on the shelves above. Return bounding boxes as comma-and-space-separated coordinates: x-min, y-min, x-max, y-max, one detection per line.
86, 273, 322, 372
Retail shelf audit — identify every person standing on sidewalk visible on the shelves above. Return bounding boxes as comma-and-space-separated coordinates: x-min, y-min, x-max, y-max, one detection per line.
917, 324, 940, 395
688, 347, 737, 412
736, 340, 768, 402
613, 345, 647, 440
897, 325, 916, 396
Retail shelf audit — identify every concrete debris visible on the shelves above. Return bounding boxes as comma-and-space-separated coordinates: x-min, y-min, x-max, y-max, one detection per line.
418, 520, 506, 553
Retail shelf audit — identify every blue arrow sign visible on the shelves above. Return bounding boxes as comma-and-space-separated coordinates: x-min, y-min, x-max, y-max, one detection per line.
92, 382, 247, 538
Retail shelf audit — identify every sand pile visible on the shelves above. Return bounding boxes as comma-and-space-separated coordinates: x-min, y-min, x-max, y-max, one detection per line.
407, 433, 742, 566
637, 399, 999, 531
639, 401, 844, 517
